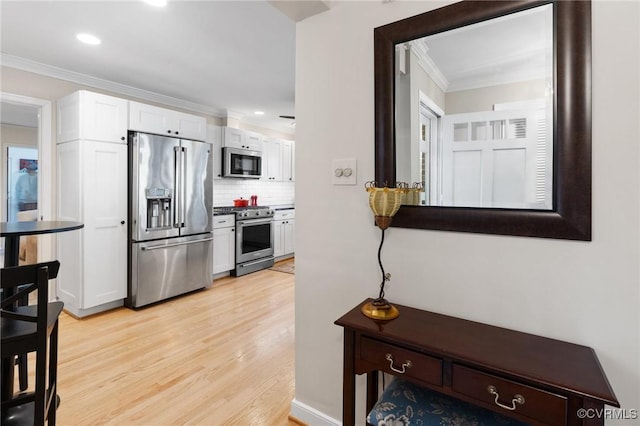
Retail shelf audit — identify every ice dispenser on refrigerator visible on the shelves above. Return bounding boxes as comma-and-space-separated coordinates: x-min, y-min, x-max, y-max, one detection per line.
146, 188, 172, 230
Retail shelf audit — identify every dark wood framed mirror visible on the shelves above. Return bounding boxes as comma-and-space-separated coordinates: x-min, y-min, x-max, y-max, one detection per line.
374, 0, 592, 240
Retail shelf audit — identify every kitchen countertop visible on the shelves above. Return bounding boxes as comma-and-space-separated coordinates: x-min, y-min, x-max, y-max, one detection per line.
212, 205, 294, 216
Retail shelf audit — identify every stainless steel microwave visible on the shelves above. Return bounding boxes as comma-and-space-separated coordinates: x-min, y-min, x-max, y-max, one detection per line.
222, 147, 262, 179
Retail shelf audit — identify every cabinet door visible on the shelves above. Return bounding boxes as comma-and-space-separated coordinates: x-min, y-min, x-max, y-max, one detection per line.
57, 90, 127, 143
56, 142, 82, 307
245, 131, 263, 151
273, 220, 284, 258
262, 137, 282, 181
207, 125, 223, 179
173, 110, 206, 141
129, 101, 171, 135
213, 227, 235, 274
283, 140, 295, 182
223, 127, 244, 149
82, 141, 128, 308
283, 219, 295, 255
81, 92, 128, 143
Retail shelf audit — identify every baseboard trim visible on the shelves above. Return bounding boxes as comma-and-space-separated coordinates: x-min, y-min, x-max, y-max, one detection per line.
290, 399, 340, 426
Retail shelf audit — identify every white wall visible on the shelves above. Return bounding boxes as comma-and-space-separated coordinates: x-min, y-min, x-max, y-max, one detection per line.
294, 1, 640, 424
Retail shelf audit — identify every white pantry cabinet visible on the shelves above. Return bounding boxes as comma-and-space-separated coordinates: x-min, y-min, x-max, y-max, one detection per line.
56, 90, 128, 317
129, 101, 206, 141
273, 209, 295, 259
56, 140, 128, 317
222, 127, 263, 151
57, 91, 128, 144
212, 214, 235, 275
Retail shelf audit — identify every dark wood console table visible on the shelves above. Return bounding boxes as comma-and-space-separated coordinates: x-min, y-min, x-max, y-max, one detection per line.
335, 299, 619, 426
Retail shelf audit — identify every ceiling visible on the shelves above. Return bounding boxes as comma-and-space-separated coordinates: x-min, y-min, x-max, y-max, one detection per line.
0, 1, 326, 132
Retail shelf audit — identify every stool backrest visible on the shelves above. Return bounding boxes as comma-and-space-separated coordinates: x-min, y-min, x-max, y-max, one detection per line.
1, 260, 60, 319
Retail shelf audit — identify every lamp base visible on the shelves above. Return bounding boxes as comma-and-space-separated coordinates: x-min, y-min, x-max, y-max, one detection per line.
361, 298, 400, 320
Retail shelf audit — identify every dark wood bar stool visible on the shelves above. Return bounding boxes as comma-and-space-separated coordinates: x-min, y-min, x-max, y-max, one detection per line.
1, 261, 64, 426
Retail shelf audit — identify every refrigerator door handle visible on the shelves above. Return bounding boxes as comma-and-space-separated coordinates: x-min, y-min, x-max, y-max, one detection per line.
141, 237, 213, 251
174, 146, 182, 228
181, 146, 187, 228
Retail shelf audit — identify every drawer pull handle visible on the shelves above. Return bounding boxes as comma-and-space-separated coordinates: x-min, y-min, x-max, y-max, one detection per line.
487, 385, 525, 411
385, 353, 412, 374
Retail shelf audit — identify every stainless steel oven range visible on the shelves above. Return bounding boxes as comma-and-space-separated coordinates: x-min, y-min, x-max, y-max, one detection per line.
213, 206, 275, 276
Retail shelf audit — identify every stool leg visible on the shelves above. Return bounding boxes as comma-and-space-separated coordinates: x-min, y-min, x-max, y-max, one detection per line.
17, 355, 28, 391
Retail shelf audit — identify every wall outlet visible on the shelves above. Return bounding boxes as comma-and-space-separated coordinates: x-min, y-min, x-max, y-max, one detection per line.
332, 158, 357, 185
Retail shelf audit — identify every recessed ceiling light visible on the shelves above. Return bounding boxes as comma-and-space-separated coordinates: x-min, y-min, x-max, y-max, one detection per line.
254, 111, 265, 116
76, 33, 101, 45
143, 0, 168, 7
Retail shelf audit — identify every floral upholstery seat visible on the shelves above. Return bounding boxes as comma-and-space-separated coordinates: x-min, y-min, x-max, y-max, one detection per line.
367, 378, 530, 426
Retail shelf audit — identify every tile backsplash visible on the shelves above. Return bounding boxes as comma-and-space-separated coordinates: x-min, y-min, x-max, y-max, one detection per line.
213, 179, 295, 207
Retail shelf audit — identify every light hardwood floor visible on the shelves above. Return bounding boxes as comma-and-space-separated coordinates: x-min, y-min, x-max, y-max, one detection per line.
46, 265, 297, 425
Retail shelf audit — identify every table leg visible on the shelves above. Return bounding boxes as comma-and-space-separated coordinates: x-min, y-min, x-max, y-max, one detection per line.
2, 235, 20, 402
4, 235, 20, 267
343, 329, 356, 426
366, 370, 379, 415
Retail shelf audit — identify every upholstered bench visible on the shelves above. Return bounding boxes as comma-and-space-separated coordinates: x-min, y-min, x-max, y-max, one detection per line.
367, 378, 530, 426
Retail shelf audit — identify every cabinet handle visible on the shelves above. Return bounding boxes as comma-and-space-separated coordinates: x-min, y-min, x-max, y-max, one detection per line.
121, 220, 125, 225
385, 353, 412, 374
487, 386, 525, 411
121, 136, 125, 141
168, 130, 172, 134
175, 131, 179, 135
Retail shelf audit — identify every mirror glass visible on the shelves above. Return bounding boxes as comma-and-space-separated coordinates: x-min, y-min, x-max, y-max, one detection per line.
395, 4, 553, 209
375, 0, 592, 240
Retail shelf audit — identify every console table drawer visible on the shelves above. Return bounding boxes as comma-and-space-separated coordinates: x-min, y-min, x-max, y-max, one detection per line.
360, 337, 442, 386
452, 364, 567, 425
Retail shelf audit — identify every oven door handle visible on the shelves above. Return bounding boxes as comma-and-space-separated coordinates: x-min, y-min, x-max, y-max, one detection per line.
236, 218, 273, 226
238, 258, 272, 268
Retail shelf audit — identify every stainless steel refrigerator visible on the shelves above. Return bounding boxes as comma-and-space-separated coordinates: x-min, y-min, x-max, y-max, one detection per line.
127, 132, 213, 308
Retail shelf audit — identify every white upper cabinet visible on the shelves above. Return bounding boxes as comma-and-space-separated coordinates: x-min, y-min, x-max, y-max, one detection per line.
262, 137, 283, 181
222, 127, 263, 151
283, 140, 295, 182
129, 101, 206, 141
57, 91, 128, 144
206, 124, 223, 179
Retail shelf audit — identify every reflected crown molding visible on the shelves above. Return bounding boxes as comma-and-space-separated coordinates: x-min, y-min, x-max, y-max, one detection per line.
408, 40, 450, 92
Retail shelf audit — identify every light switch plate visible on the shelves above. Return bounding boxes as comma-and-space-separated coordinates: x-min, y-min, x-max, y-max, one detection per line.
332, 158, 357, 185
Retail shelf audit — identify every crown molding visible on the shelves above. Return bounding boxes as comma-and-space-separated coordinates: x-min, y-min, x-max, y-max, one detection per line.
2, 53, 295, 135
1, 53, 225, 117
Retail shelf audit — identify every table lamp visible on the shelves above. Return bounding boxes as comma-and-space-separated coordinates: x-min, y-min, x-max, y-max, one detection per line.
362, 181, 407, 320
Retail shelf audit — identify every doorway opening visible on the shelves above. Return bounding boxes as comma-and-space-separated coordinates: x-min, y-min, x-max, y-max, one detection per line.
1, 93, 53, 265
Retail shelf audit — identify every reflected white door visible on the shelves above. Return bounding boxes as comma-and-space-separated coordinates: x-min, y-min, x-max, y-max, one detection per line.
441, 107, 549, 209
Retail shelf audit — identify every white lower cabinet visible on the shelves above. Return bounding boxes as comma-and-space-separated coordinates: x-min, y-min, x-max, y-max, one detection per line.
274, 209, 295, 259
56, 140, 128, 317
212, 214, 235, 275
